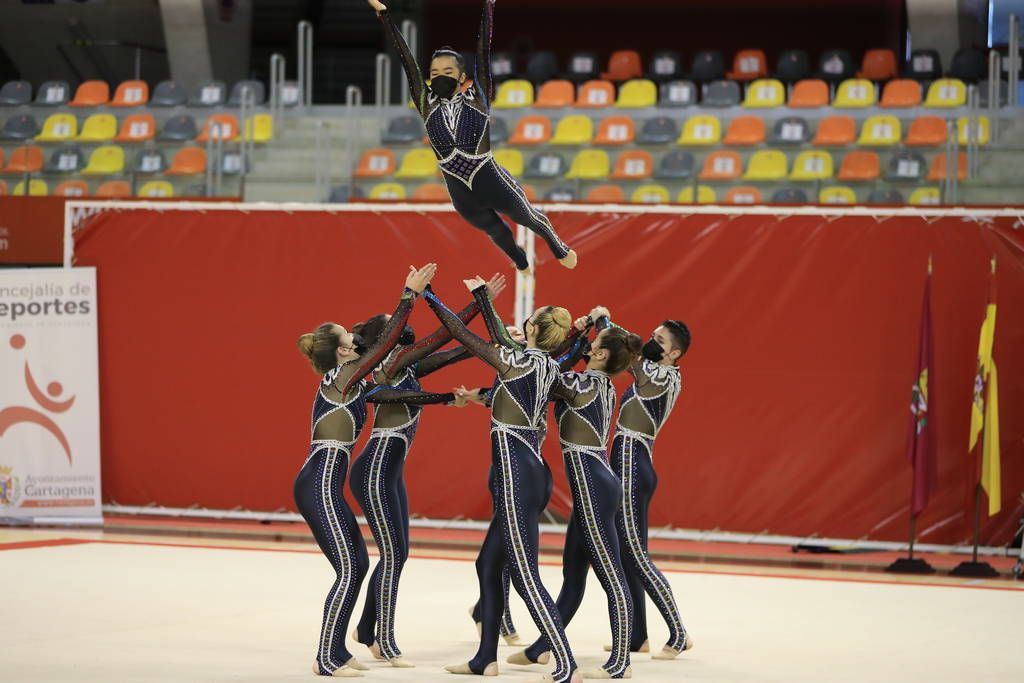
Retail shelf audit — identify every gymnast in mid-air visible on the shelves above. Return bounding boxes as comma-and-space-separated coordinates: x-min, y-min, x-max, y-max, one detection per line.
369, 0, 577, 274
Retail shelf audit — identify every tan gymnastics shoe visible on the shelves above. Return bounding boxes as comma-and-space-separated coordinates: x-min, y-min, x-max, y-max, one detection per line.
502, 631, 525, 646
507, 649, 549, 665
344, 657, 369, 671
651, 633, 694, 660
558, 250, 578, 269
386, 657, 415, 668
530, 672, 583, 683
445, 662, 498, 676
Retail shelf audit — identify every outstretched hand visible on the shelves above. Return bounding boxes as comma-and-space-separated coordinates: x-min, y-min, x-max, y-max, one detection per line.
367, 0, 388, 12
454, 385, 485, 405
485, 273, 507, 300
589, 305, 610, 321
406, 263, 437, 293
573, 316, 590, 331
463, 275, 487, 292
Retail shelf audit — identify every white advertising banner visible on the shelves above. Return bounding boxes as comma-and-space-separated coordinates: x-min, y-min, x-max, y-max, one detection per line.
0, 267, 101, 524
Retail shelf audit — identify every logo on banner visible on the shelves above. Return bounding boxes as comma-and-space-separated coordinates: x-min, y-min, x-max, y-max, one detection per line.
0, 334, 76, 463
0, 465, 20, 506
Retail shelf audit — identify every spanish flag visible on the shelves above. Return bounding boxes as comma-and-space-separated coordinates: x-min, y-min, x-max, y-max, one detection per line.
969, 260, 1000, 516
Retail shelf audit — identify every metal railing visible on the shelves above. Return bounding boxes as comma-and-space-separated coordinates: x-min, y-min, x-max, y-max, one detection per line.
399, 20, 417, 104
375, 53, 393, 108
966, 86, 980, 180
314, 120, 332, 201
343, 86, 364, 201
204, 133, 224, 198
269, 53, 286, 135
297, 20, 314, 108
988, 50, 1001, 141
1009, 14, 1020, 107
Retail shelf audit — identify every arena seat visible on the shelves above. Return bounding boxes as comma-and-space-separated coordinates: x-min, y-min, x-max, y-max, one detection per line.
727, 49, 769, 82
551, 115, 594, 144
702, 80, 741, 107
0, 80, 31, 105
858, 49, 898, 81
566, 149, 610, 179
637, 117, 679, 144
836, 150, 881, 181
771, 187, 809, 203
34, 80, 70, 106
489, 116, 509, 143
834, 79, 876, 107
677, 185, 716, 203
493, 148, 524, 176
368, 182, 406, 200
509, 115, 552, 145
115, 114, 156, 143
69, 80, 109, 107
699, 151, 743, 181
886, 151, 926, 181
743, 150, 788, 180
770, 117, 811, 144
394, 148, 439, 179
948, 47, 987, 84
189, 80, 227, 107
576, 80, 615, 108
566, 51, 601, 84
616, 79, 657, 108
228, 80, 267, 106
879, 79, 922, 108
867, 188, 904, 205
723, 116, 766, 145
81, 145, 125, 175
924, 79, 967, 108
0, 114, 40, 140
603, 50, 643, 82
816, 50, 856, 84
521, 184, 538, 202
904, 116, 948, 146
2, 145, 43, 173
647, 51, 685, 83
534, 80, 575, 108
165, 147, 206, 176
53, 180, 89, 197
36, 113, 77, 142
688, 51, 726, 83
197, 114, 240, 142
0, 179, 6, 195
812, 115, 856, 146
857, 115, 901, 146
775, 50, 811, 84
819, 186, 857, 204
241, 114, 274, 143
494, 80, 534, 108
138, 180, 174, 197
77, 114, 117, 142
13, 179, 48, 196
678, 115, 721, 145
909, 187, 941, 205
110, 80, 149, 107
724, 186, 763, 204
655, 150, 696, 179
927, 152, 967, 180
525, 51, 560, 84
159, 115, 199, 142
44, 146, 84, 173
788, 79, 829, 108
631, 184, 670, 203
742, 79, 785, 108
354, 148, 396, 178
411, 183, 449, 201
219, 151, 248, 176
610, 150, 654, 179
585, 184, 626, 202
151, 80, 186, 107
95, 180, 131, 198
790, 150, 834, 180
524, 152, 567, 178
906, 50, 942, 82
490, 52, 516, 82
594, 116, 636, 145
382, 115, 423, 144
133, 149, 167, 174
658, 80, 698, 108
957, 116, 990, 145
545, 186, 576, 201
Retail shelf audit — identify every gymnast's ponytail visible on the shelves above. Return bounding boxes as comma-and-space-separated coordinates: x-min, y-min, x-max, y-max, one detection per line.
298, 323, 343, 374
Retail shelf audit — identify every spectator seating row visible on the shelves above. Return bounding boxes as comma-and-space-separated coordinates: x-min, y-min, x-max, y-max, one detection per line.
0, 178, 181, 198
0, 78, 281, 109
0, 112, 273, 144
0, 143, 250, 177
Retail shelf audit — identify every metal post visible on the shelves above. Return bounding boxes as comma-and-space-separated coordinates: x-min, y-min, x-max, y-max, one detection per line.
967, 85, 978, 180
375, 53, 392, 108
400, 20, 417, 106
205, 135, 214, 197
269, 53, 285, 136
134, 46, 141, 80
950, 119, 960, 204
1010, 15, 1020, 107
345, 85, 362, 201
297, 20, 314, 108
988, 50, 1001, 142
314, 120, 332, 202
215, 135, 224, 197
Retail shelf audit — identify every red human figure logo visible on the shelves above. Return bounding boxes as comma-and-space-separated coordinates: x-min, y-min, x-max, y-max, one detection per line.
0, 334, 75, 463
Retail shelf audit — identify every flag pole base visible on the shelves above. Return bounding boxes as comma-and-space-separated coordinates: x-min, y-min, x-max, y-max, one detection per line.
949, 560, 1000, 578
885, 557, 936, 574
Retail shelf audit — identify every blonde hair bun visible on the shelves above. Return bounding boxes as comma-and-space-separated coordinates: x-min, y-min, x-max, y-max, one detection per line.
297, 333, 315, 359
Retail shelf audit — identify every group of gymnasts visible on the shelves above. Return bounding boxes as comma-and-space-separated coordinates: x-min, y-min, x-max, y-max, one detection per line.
295, 264, 692, 681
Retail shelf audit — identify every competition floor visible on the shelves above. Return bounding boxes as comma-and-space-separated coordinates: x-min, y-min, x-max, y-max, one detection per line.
3, 524, 1023, 683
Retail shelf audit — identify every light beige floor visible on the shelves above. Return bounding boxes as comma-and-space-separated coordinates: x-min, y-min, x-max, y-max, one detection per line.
2, 532, 1023, 683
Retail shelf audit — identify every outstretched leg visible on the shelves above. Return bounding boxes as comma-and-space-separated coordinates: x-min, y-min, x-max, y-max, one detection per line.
447, 176, 530, 270
487, 162, 576, 268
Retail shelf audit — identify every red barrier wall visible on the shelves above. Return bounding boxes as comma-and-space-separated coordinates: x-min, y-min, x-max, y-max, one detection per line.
0, 197, 66, 265
73, 207, 1024, 544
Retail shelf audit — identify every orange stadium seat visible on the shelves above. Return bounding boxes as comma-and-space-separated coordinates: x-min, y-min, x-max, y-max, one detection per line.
904, 116, 948, 146
110, 80, 149, 107
585, 184, 626, 202
813, 115, 856, 146
69, 80, 109, 107
609, 150, 653, 179
722, 116, 765, 145
508, 115, 552, 145
576, 80, 616, 108
2, 145, 44, 173
0, 180, 6, 195
699, 151, 743, 180
165, 147, 207, 175
53, 180, 89, 197
197, 114, 240, 142
602, 50, 643, 82
927, 152, 967, 180
836, 151, 881, 181
727, 49, 768, 81
411, 183, 449, 201
880, 79, 922, 108
115, 114, 156, 143
354, 148, 396, 178
788, 79, 830, 108
858, 49, 898, 80
724, 186, 763, 204
534, 80, 575, 108
594, 116, 636, 145
95, 180, 131, 198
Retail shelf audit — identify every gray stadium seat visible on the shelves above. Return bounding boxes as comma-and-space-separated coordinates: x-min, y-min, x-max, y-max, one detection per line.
188, 80, 226, 107
770, 117, 811, 145
524, 152, 567, 179
329, 184, 365, 203
489, 116, 509, 144
158, 114, 198, 141
565, 51, 600, 84
525, 51, 559, 84
868, 188, 904, 205
658, 80, 697, 108
948, 47, 987, 84
654, 150, 695, 180
887, 151, 926, 181
637, 117, 680, 144
133, 149, 167, 174
382, 115, 423, 144
228, 80, 267, 106
906, 49, 942, 82
490, 52, 517, 82
34, 81, 70, 106
44, 146, 85, 173
816, 50, 856, 84
647, 51, 684, 83
688, 51, 725, 83
775, 50, 811, 84
151, 80, 186, 107
0, 80, 31, 106
220, 151, 250, 175
771, 187, 809, 204
0, 113, 40, 140
544, 186, 576, 202
702, 80, 741, 107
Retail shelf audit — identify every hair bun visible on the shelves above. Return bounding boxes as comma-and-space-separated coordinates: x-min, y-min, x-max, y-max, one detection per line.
297, 333, 315, 359
626, 332, 643, 356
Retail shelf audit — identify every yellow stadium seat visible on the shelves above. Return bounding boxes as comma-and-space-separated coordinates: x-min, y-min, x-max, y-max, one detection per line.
924, 78, 966, 108
76, 113, 117, 142
677, 115, 721, 145
790, 151, 834, 180
909, 187, 941, 206
677, 185, 716, 204
394, 148, 438, 179
957, 116, 990, 146
493, 79, 534, 108
138, 180, 174, 198
833, 79, 876, 108
631, 184, 670, 204
819, 186, 857, 205
36, 113, 77, 142
615, 79, 657, 108
858, 115, 902, 146
550, 115, 594, 144
743, 150, 788, 180
242, 114, 274, 143
81, 145, 125, 175
369, 182, 407, 200
566, 149, 610, 179
493, 149, 524, 176
742, 79, 785, 108
13, 179, 48, 196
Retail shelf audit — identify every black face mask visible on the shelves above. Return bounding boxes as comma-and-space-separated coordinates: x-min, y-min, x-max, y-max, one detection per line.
580, 339, 594, 364
641, 338, 664, 362
399, 326, 415, 346
429, 75, 459, 99
351, 333, 367, 355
